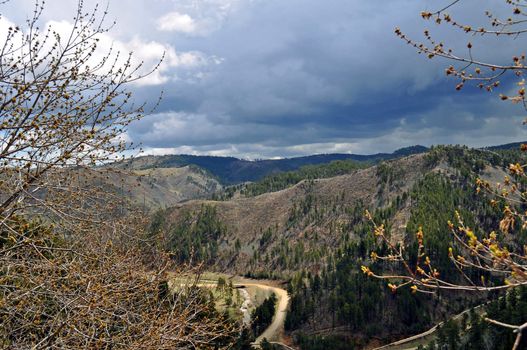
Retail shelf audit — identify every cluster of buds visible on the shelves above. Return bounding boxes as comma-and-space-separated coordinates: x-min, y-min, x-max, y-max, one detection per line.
509, 163, 524, 176
499, 206, 515, 234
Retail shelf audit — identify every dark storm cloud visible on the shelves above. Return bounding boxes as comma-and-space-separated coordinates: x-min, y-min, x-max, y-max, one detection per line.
5, 0, 527, 157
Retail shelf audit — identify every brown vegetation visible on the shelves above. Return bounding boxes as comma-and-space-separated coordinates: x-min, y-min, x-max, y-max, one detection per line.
0, 1, 239, 348
164, 154, 430, 273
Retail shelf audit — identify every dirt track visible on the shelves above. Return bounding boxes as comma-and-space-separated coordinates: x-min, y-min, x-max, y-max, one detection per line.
179, 275, 292, 348
243, 283, 289, 344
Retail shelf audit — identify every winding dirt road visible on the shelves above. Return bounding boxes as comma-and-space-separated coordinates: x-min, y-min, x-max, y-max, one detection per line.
179, 276, 292, 349
241, 283, 289, 345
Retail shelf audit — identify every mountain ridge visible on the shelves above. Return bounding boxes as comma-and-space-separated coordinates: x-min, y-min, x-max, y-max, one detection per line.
121, 142, 525, 185
123, 145, 429, 184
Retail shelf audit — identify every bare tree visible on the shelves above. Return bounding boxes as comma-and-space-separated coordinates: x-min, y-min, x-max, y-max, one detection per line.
0, 0, 160, 228
363, 1, 527, 349
395, 0, 527, 108
0, 1, 240, 348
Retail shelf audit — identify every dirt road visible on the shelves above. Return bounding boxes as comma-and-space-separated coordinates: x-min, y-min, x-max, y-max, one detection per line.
175, 275, 292, 348
241, 283, 289, 344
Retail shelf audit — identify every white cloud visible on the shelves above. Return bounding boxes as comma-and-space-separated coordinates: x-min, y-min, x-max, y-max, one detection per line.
42, 19, 218, 86
157, 12, 197, 33
139, 111, 238, 144
0, 15, 16, 38
155, 0, 245, 36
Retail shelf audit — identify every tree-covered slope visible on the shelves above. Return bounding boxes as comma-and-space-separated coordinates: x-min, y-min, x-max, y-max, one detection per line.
152, 144, 527, 349
158, 153, 428, 274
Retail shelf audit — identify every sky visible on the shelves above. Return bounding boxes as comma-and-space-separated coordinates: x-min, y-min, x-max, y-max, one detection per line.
3, 0, 527, 159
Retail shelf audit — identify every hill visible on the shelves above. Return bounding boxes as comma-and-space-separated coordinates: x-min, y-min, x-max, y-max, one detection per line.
102, 142, 522, 208
161, 153, 426, 273
484, 141, 527, 150
121, 145, 429, 184
159, 145, 517, 274
150, 144, 527, 348
92, 165, 222, 208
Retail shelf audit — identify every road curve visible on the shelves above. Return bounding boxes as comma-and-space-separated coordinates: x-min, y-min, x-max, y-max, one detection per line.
186, 277, 291, 348
241, 283, 289, 345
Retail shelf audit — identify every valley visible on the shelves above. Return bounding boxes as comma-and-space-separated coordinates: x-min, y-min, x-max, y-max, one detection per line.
8, 142, 525, 350
4, 0, 527, 350
4, 1, 527, 349
131, 143, 527, 349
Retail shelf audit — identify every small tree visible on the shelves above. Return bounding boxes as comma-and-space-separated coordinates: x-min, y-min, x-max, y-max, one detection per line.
364, 1, 527, 349
0, 0, 162, 231
0, 1, 239, 348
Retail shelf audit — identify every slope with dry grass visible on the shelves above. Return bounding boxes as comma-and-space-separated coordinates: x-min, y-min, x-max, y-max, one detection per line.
103, 165, 221, 208
162, 154, 429, 274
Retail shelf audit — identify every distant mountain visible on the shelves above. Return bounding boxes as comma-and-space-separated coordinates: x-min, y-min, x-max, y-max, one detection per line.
106, 142, 521, 206
124, 145, 429, 184
483, 141, 526, 151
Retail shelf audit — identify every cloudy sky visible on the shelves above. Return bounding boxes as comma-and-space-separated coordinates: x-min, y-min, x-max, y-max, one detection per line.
4, 0, 527, 158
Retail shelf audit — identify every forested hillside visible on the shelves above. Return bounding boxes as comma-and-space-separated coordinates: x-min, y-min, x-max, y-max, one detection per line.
150, 145, 527, 349
96, 142, 523, 208
158, 152, 424, 274
213, 159, 367, 199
